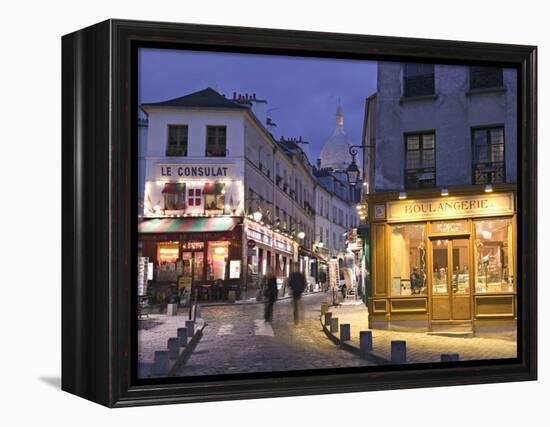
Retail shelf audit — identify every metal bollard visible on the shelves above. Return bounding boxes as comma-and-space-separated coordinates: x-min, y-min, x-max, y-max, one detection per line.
153, 351, 169, 376
177, 327, 188, 347
324, 312, 332, 326
168, 337, 180, 360
441, 353, 460, 362
340, 323, 351, 341
391, 340, 407, 364
321, 302, 329, 315
185, 320, 195, 337
330, 317, 339, 333
360, 331, 373, 359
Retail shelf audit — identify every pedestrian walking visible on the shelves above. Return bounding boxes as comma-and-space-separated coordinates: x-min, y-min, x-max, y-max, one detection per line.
289, 264, 306, 324
341, 283, 347, 300
264, 269, 278, 322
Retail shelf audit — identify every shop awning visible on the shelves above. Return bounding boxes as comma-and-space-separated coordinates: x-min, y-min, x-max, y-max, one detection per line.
298, 246, 327, 263
203, 182, 225, 194
161, 182, 186, 194
139, 217, 240, 233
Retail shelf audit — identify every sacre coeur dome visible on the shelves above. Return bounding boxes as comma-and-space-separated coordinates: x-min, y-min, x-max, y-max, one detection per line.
319, 106, 353, 171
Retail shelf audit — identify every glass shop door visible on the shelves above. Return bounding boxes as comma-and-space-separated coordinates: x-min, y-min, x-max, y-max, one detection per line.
430, 237, 472, 323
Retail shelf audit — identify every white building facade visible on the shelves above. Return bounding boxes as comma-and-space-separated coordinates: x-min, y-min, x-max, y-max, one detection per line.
138, 88, 321, 301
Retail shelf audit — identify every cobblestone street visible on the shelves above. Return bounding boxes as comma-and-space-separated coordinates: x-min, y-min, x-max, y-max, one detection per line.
177, 293, 371, 376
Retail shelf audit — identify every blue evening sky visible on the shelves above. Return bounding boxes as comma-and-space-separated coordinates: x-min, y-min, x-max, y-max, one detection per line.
138, 48, 377, 162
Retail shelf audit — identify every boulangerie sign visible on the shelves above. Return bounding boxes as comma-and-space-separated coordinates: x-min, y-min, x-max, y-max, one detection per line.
387, 193, 515, 222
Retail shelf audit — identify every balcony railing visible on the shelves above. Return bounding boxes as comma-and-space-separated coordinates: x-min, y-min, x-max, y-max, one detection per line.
473, 161, 505, 184
405, 167, 436, 189
166, 145, 187, 157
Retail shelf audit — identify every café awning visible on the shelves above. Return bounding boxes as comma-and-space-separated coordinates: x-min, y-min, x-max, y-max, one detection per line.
161, 182, 186, 194
138, 217, 240, 233
203, 182, 225, 194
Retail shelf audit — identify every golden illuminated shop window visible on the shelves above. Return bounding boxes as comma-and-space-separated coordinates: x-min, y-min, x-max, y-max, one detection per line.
207, 241, 229, 280
390, 224, 427, 296
474, 219, 514, 293
156, 242, 180, 282
157, 242, 179, 265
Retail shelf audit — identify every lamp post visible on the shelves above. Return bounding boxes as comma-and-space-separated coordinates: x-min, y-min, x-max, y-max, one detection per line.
345, 144, 375, 186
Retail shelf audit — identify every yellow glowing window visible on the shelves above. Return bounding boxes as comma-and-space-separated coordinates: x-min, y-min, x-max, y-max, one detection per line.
158, 242, 179, 263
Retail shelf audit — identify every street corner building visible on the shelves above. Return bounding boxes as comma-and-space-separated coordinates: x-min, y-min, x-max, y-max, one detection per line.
361, 62, 518, 336
137, 88, 361, 303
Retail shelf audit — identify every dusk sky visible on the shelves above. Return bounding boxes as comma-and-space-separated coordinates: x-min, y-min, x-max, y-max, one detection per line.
138, 48, 377, 162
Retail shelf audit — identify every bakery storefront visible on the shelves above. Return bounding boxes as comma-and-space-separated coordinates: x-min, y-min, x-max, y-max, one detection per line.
367, 187, 516, 333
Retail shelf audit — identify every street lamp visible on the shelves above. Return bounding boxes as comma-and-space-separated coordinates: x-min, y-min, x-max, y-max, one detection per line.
346, 159, 360, 186
252, 210, 263, 222
297, 230, 306, 240
345, 143, 375, 186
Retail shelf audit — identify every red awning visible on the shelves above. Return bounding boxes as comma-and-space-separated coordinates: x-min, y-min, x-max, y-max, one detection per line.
139, 217, 240, 233
203, 182, 225, 194
161, 182, 186, 194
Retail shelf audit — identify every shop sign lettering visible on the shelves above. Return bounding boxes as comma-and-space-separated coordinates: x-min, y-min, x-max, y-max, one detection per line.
387, 193, 514, 221
156, 164, 234, 179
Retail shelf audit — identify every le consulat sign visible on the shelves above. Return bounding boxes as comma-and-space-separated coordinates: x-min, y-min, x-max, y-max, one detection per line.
387, 192, 515, 222
154, 163, 236, 179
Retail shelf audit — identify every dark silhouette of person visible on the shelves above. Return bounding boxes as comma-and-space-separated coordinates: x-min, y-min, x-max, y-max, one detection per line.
289, 264, 306, 324
410, 267, 421, 294
264, 269, 278, 322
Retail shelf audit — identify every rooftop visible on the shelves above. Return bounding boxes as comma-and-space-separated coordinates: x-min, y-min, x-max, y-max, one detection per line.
141, 87, 249, 110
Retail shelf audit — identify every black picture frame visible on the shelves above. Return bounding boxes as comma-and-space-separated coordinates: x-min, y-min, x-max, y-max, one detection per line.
61, 19, 537, 408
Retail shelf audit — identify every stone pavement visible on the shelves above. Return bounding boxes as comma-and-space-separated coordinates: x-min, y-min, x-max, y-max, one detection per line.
326, 303, 517, 364
176, 293, 372, 377
138, 311, 204, 363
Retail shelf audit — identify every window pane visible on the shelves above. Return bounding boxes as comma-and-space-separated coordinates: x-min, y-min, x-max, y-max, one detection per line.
422, 134, 435, 149
407, 151, 420, 169
406, 135, 420, 150
432, 239, 449, 294
193, 252, 204, 281
405, 133, 436, 188
206, 126, 227, 156
390, 224, 427, 296
404, 64, 435, 97
451, 239, 470, 294
470, 66, 503, 90
473, 129, 488, 163
208, 242, 228, 280
490, 127, 504, 144
167, 125, 187, 156
405, 63, 434, 77
475, 219, 514, 293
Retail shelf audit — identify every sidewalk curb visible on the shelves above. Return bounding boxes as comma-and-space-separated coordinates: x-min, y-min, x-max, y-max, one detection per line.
320, 317, 391, 365
167, 322, 207, 376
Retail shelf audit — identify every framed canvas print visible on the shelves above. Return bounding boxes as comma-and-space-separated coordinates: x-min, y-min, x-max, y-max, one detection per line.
61, 19, 537, 407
